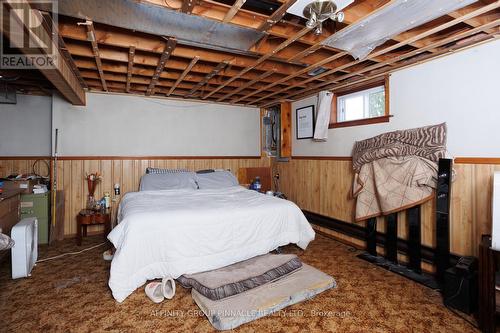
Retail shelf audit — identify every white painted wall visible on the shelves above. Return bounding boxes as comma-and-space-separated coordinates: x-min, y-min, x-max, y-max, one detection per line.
52, 92, 260, 156
0, 94, 52, 156
293, 39, 500, 157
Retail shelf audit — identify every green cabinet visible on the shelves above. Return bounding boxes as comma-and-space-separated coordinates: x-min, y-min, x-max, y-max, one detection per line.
20, 192, 50, 244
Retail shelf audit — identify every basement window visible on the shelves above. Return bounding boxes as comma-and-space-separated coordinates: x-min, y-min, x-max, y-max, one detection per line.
329, 76, 390, 128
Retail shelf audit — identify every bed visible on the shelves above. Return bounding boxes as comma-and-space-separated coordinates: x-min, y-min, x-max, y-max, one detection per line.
107, 169, 315, 302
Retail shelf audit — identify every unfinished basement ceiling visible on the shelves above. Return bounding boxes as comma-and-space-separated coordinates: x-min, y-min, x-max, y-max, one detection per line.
33, 0, 500, 106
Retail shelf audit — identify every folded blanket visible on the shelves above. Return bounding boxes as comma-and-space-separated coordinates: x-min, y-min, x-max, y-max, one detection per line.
352, 123, 448, 221
353, 156, 437, 221
352, 123, 447, 173
177, 254, 302, 301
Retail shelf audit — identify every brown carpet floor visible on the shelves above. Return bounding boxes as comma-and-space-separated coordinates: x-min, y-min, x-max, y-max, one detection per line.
0, 234, 478, 333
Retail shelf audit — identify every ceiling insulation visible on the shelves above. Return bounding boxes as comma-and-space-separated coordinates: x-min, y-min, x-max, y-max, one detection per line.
37, 0, 265, 53
321, 0, 478, 59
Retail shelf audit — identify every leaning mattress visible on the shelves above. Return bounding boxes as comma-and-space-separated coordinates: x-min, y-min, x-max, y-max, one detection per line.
192, 263, 336, 331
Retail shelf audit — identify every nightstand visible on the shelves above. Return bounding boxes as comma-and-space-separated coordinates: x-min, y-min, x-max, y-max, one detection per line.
76, 209, 111, 246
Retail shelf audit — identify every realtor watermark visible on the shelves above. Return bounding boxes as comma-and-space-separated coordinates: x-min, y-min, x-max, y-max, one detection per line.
150, 309, 352, 319
0, 0, 58, 69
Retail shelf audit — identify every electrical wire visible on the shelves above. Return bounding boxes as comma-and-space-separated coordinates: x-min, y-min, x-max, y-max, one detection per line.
36, 242, 106, 263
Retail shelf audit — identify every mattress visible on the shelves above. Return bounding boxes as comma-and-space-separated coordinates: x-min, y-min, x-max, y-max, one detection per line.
192, 263, 336, 330
107, 186, 315, 302
178, 254, 302, 300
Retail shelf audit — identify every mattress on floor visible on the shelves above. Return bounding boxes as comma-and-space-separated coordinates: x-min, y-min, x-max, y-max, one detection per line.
178, 253, 302, 300
192, 263, 336, 331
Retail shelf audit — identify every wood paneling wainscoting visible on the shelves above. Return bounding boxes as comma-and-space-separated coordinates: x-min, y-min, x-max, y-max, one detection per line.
1, 156, 269, 237
273, 157, 500, 257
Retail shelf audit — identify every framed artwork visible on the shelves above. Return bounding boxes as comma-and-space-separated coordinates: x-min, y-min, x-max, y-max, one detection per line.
296, 105, 315, 139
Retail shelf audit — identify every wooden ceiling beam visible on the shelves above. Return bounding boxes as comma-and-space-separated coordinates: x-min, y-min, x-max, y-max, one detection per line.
286, 32, 499, 105
126, 46, 135, 93
58, 22, 310, 77
70, 50, 309, 89
146, 38, 176, 95
262, 18, 500, 106
202, 26, 312, 100
248, 2, 500, 105
82, 71, 280, 100
73, 57, 302, 92
84, 21, 108, 91
223, 0, 246, 23
448, 2, 499, 34
1, 0, 85, 105
167, 56, 200, 96
216, 69, 276, 102
257, 0, 298, 32
186, 61, 228, 97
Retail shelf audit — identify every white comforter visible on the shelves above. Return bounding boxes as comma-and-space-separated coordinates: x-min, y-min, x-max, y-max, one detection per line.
108, 186, 315, 302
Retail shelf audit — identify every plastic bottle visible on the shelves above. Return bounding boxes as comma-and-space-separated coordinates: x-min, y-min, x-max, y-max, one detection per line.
104, 192, 111, 208
254, 177, 262, 192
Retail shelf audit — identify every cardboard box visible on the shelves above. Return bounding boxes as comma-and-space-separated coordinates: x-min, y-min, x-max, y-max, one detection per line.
2, 179, 37, 194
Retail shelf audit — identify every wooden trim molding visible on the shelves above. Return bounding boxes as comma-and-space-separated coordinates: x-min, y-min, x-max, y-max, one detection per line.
291, 156, 352, 161
55, 156, 262, 160
0, 156, 51, 160
290, 156, 500, 164
454, 157, 500, 165
2, 156, 500, 164
0, 156, 262, 161
329, 115, 392, 129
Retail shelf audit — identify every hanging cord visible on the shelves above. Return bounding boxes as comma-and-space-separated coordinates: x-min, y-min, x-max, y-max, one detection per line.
32, 159, 50, 178
36, 242, 106, 263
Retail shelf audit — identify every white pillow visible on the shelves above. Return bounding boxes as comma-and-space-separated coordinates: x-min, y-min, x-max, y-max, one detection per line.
195, 170, 239, 189
139, 173, 198, 191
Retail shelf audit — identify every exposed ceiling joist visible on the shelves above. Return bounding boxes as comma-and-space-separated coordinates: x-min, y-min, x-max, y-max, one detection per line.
167, 56, 200, 96
262, 18, 500, 107
146, 38, 177, 96
202, 25, 312, 100
217, 69, 276, 102
247, 1, 500, 105
257, 0, 298, 32
126, 46, 135, 93
186, 61, 228, 97
223, 0, 247, 23
84, 21, 107, 91
19, 0, 498, 106
1, 0, 86, 105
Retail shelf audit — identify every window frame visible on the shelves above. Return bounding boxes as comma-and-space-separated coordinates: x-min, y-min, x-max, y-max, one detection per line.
329, 76, 391, 129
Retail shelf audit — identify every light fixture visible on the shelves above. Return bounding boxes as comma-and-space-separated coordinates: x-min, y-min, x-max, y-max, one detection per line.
303, 0, 345, 35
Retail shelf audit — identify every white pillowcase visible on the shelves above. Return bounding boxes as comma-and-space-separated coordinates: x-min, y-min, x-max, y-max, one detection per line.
195, 170, 239, 189
139, 173, 198, 191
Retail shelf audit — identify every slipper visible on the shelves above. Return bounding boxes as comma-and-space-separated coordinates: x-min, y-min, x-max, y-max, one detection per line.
162, 278, 176, 300
145, 281, 165, 303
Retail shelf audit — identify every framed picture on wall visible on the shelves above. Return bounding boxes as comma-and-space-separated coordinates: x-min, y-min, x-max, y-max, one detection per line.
296, 105, 315, 139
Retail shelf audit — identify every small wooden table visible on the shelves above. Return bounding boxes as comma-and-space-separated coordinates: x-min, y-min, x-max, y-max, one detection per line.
76, 209, 111, 246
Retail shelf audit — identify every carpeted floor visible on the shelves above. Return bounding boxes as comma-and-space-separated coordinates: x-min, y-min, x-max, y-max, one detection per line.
0, 234, 478, 333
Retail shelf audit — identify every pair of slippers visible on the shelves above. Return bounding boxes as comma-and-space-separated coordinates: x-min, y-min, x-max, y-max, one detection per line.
145, 278, 176, 303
